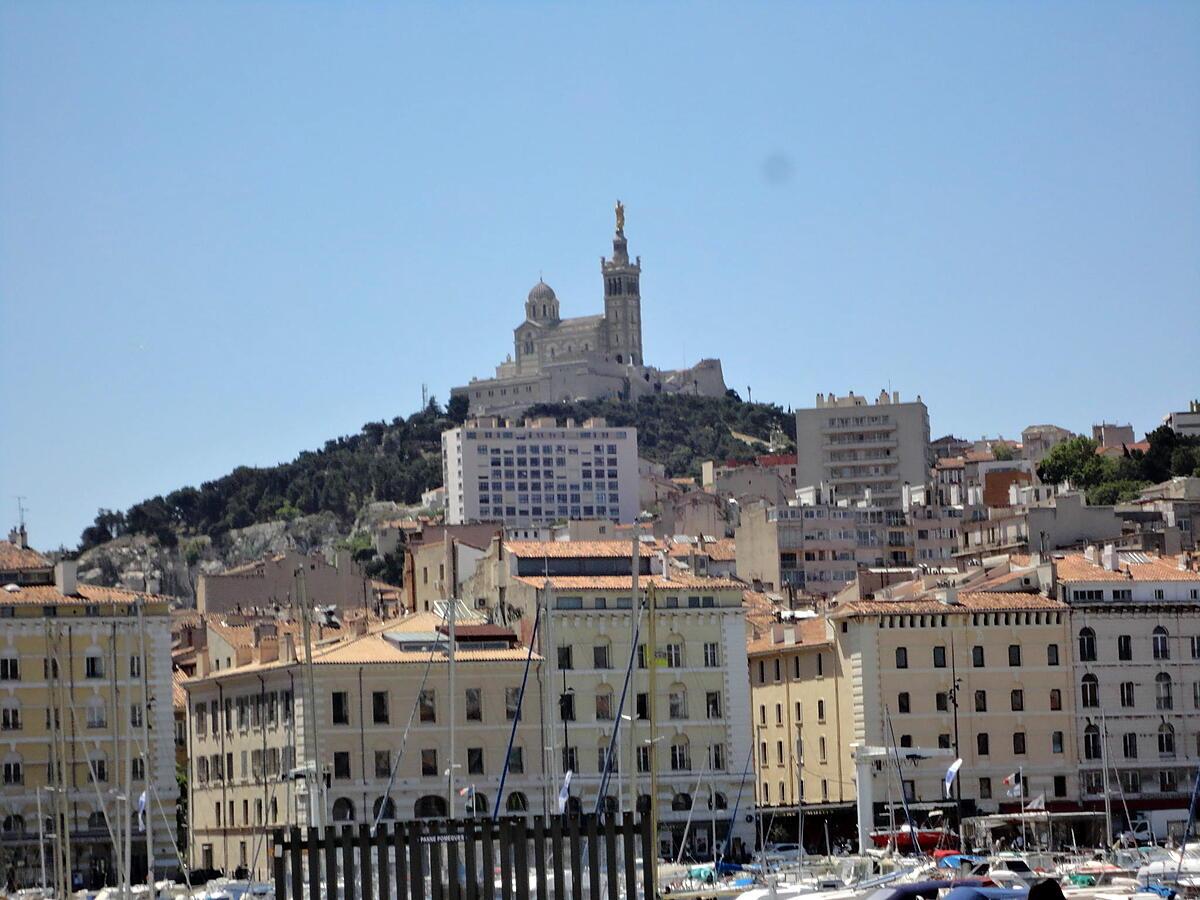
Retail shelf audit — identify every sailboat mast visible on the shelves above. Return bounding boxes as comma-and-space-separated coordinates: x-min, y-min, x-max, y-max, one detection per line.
136, 597, 155, 889
1101, 709, 1113, 852
296, 567, 323, 828
647, 581, 659, 878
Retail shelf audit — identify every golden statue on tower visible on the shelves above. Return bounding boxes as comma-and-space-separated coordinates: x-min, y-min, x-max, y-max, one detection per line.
615, 199, 625, 234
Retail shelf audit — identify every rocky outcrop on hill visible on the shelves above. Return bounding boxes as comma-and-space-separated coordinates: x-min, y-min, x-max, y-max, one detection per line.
76, 512, 348, 604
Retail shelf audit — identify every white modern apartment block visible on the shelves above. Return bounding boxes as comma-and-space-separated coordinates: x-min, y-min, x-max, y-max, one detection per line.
794, 391, 933, 509
1163, 400, 1200, 438
442, 417, 639, 527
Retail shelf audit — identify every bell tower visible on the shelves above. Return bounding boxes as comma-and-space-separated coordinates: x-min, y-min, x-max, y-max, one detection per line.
602, 200, 642, 365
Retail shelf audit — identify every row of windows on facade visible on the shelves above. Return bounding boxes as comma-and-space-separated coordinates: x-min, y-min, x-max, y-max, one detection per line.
1077, 627, 1200, 662
1, 809, 145, 837
207, 795, 280, 829
1072, 588, 1199, 602
0, 699, 148, 732
0, 604, 142, 618
1081, 768, 1191, 795
881, 611, 1065, 629
477, 443, 622, 456
761, 773, 1071, 809
0, 653, 143, 681
559, 642, 722, 670
194, 690, 292, 737
553, 595, 718, 610
559, 685, 726, 723
1079, 673, 1195, 710
195, 746, 291, 785
482, 505, 616, 520
1, 756, 143, 786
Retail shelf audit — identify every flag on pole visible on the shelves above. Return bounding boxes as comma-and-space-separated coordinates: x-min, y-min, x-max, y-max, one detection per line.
943, 759, 963, 798
459, 785, 473, 798
1003, 771, 1022, 797
557, 770, 574, 814
1026, 793, 1046, 811
137, 791, 147, 832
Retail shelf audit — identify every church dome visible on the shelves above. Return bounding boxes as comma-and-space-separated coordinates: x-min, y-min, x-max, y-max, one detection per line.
527, 280, 556, 303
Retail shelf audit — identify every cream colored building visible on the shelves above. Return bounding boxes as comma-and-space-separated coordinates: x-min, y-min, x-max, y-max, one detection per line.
749, 583, 1077, 847
183, 613, 544, 879
0, 548, 177, 892
461, 538, 755, 858
1056, 547, 1200, 840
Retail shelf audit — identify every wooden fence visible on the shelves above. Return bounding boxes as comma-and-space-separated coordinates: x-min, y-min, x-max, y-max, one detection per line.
272, 813, 653, 900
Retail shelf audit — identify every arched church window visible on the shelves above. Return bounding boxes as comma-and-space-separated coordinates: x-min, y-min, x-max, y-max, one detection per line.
542, 304, 547, 317
616, 354, 623, 364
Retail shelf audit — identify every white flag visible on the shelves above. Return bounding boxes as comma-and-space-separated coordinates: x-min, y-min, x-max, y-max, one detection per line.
557, 770, 574, 814
1026, 793, 1046, 811
944, 759, 963, 798
137, 791, 148, 832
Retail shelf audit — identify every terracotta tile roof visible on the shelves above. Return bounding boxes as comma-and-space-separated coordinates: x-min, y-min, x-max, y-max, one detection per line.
742, 590, 781, 638
935, 458, 966, 470
0, 582, 170, 606
667, 538, 736, 562
219, 554, 287, 576
187, 613, 539, 677
0, 540, 52, 572
1055, 553, 1200, 583
747, 617, 831, 655
0, 540, 53, 573
504, 540, 664, 559
833, 590, 1066, 618
172, 668, 190, 709
513, 574, 744, 591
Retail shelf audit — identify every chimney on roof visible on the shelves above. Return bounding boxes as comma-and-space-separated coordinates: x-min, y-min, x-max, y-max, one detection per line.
281, 632, 296, 663
54, 559, 77, 596
1084, 544, 1097, 563
1102, 543, 1119, 572
349, 617, 369, 638
7, 525, 28, 549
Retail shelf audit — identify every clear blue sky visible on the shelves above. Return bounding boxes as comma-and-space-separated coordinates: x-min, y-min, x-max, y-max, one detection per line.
2, 2, 1198, 550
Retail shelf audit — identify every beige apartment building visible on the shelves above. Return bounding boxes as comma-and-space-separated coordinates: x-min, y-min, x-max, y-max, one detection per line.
748, 584, 1077, 848
736, 484, 961, 597
184, 613, 544, 878
196, 549, 401, 617
461, 538, 755, 858
794, 391, 933, 509
0, 547, 178, 892
1056, 547, 1200, 840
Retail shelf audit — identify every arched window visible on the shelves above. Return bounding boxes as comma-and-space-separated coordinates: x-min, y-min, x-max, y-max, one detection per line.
0, 698, 20, 732
671, 793, 693, 812
414, 795, 447, 819
636, 794, 652, 814
1153, 626, 1170, 660
87, 811, 107, 830
1083, 724, 1101, 760
1081, 674, 1099, 708
1156, 673, 1173, 710
506, 792, 528, 813
615, 354, 623, 363
670, 735, 691, 771
0, 652, 18, 681
86, 698, 107, 729
372, 797, 395, 821
1, 814, 24, 835
599, 795, 618, 813
1078, 627, 1096, 662
712, 792, 728, 810
565, 796, 582, 817
1158, 723, 1176, 757
668, 684, 688, 720
594, 685, 614, 721
467, 792, 489, 815
331, 798, 355, 823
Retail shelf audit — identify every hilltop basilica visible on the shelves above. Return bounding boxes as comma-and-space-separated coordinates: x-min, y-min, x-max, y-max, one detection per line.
451, 202, 726, 417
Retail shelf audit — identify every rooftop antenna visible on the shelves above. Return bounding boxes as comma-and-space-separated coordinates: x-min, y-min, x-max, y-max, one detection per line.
421, 383, 429, 409
16, 496, 27, 527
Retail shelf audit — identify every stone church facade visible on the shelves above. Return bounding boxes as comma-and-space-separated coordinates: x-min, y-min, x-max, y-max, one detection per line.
452, 203, 726, 417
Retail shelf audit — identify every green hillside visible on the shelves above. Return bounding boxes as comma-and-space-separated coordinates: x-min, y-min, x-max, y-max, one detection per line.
78, 392, 794, 550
